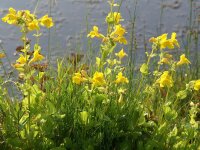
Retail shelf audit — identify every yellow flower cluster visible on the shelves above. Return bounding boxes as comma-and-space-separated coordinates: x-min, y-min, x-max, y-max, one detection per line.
2, 7, 54, 31
149, 32, 180, 50
14, 49, 44, 70
87, 12, 127, 45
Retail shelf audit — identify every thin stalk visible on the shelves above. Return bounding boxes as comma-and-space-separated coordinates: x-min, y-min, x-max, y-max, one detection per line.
159, 0, 165, 34
34, 0, 40, 15
127, 0, 138, 90
47, 0, 52, 64
0, 43, 15, 98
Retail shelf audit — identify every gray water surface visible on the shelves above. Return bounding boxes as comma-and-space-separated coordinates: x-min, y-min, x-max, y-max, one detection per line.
0, 0, 198, 66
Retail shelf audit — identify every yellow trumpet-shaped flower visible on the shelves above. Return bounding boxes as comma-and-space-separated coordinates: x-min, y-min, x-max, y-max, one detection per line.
87, 26, 104, 38
157, 71, 173, 88
2, 7, 18, 25
13, 54, 28, 70
72, 72, 87, 85
39, 15, 54, 28
0, 53, 6, 59
110, 24, 127, 44
21, 10, 35, 23
169, 32, 180, 48
28, 19, 40, 31
29, 50, 44, 64
115, 72, 129, 84
17, 54, 28, 64
92, 71, 106, 86
106, 12, 122, 24
159, 54, 173, 64
177, 54, 191, 66
111, 24, 126, 37
115, 49, 127, 59
194, 80, 200, 91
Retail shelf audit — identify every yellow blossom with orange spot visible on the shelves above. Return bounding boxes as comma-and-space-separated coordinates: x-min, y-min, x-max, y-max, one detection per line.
28, 19, 40, 31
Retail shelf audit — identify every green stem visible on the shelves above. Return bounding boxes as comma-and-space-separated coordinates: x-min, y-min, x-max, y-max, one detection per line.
34, 0, 40, 15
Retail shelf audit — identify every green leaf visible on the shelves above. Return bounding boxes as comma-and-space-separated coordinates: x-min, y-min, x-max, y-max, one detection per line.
163, 106, 177, 121
140, 63, 148, 75
176, 90, 187, 99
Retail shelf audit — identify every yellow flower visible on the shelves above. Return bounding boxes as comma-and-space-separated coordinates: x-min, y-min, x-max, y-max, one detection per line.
110, 24, 127, 44
21, 10, 35, 23
157, 71, 173, 88
0, 53, 6, 59
29, 50, 44, 64
157, 34, 169, 50
13, 63, 24, 68
177, 54, 191, 66
160, 58, 170, 64
194, 80, 200, 91
17, 54, 28, 64
149, 37, 157, 43
170, 32, 180, 48
87, 26, 104, 38
111, 24, 126, 36
2, 7, 18, 25
72, 72, 87, 85
159, 54, 173, 64
28, 19, 40, 31
115, 72, 129, 84
114, 36, 127, 45
115, 49, 127, 59
149, 32, 179, 50
92, 71, 106, 86
106, 12, 122, 24
39, 15, 54, 28
14, 54, 28, 70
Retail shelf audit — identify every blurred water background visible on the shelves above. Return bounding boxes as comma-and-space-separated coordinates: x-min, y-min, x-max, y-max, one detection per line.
0, 0, 199, 67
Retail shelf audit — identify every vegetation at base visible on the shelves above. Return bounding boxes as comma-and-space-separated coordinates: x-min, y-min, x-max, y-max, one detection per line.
0, 0, 199, 149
